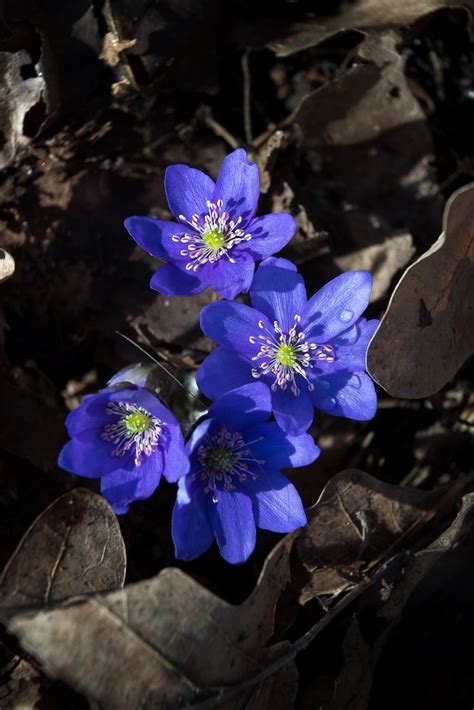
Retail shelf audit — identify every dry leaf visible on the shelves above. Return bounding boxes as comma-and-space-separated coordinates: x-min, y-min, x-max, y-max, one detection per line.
297, 469, 446, 600
265, 0, 473, 57
4, 534, 295, 707
0, 489, 126, 613
367, 183, 474, 398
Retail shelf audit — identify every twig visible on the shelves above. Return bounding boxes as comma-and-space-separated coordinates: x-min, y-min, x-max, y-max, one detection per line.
241, 51, 253, 144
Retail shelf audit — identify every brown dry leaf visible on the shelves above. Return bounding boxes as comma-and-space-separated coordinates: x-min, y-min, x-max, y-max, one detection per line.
283, 31, 440, 297
265, 0, 474, 57
297, 469, 445, 601
0, 50, 47, 170
4, 533, 295, 707
330, 492, 474, 709
367, 182, 474, 398
0, 488, 126, 614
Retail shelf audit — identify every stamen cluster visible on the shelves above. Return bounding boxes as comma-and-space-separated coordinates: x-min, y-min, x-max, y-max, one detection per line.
250, 315, 335, 396
173, 199, 252, 271
101, 401, 164, 466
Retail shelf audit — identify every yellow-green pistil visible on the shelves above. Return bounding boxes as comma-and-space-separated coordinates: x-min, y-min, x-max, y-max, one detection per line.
202, 228, 226, 249
275, 343, 298, 368
206, 447, 235, 472
124, 411, 152, 435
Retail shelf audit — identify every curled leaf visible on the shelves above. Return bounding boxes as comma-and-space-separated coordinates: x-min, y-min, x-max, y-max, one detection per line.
367, 183, 474, 398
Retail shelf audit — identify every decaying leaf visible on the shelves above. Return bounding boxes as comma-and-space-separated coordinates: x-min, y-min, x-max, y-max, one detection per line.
296, 469, 445, 601
0, 50, 47, 170
3, 533, 295, 707
0, 488, 126, 613
330, 492, 474, 709
367, 182, 474, 398
264, 0, 474, 57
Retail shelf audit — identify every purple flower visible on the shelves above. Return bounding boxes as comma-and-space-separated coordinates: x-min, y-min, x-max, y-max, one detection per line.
172, 383, 320, 564
58, 385, 189, 514
197, 258, 379, 436
124, 149, 296, 299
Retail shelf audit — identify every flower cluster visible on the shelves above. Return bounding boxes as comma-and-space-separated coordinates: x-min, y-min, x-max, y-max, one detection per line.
58, 148, 379, 564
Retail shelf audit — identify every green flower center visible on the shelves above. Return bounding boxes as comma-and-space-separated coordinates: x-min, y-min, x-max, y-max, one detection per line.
124, 411, 152, 435
276, 343, 298, 367
202, 228, 226, 249
206, 448, 235, 473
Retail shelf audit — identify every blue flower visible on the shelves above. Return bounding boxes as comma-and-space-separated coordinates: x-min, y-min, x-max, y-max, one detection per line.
172, 383, 320, 564
197, 258, 379, 435
124, 149, 296, 300
58, 385, 189, 514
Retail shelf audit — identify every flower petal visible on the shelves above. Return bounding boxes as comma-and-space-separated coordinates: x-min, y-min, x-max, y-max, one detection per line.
271, 385, 314, 435
246, 213, 296, 258
246, 422, 320, 469
124, 217, 188, 261
200, 300, 272, 359
186, 418, 214, 457
197, 348, 253, 401
208, 250, 255, 299
209, 489, 256, 564
100, 452, 163, 514
58, 430, 129, 478
326, 318, 379, 372
172, 477, 214, 560
65, 392, 110, 435
208, 382, 271, 430
250, 257, 307, 332
303, 271, 373, 341
311, 371, 377, 420
244, 469, 307, 533
213, 149, 259, 226
150, 263, 208, 296
164, 164, 215, 221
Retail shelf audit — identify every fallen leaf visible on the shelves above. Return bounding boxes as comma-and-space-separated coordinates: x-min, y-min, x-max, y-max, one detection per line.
367, 182, 474, 398
330, 491, 474, 708
3, 533, 295, 707
264, 0, 474, 57
0, 488, 126, 613
297, 468, 447, 600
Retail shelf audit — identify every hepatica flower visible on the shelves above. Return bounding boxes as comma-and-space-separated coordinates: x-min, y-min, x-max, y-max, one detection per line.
198, 258, 379, 435
58, 385, 189, 514
124, 149, 296, 299
172, 383, 320, 564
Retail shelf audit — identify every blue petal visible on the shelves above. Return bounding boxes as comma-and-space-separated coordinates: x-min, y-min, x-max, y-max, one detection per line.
311, 371, 377, 420
208, 489, 256, 564
200, 300, 272, 359
172, 477, 214, 561
245, 422, 320, 469
65, 392, 110, 435
197, 348, 253, 401
58, 431, 128, 478
162, 422, 190, 483
186, 418, 214, 457
246, 213, 296, 258
325, 318, 380, 372
212, 149, 259, 226
164, 165, 215, 221
100, 452, 163, 514
124, 217, 188, 261
250, 257, 307, 332
208, 250, 255, 299
303, 271, 373, 341
271, 385, 314, 435
150, 263, 208, 296
208, 383, 272, 430
244, 469, 307, 533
